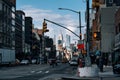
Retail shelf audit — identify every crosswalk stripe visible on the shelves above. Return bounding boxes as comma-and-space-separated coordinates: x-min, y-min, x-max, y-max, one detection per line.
45, 71, 49, 73
36, 71, 42, 73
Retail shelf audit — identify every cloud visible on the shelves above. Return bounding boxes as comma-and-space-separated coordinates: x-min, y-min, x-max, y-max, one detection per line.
19, 5, 82, 40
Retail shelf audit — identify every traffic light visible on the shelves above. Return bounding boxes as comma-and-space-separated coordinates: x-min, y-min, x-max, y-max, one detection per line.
93, 32, 101, 40
42, 20, 49, 33
80, 33, 82, 40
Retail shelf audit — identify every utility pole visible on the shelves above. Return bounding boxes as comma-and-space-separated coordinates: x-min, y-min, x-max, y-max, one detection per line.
86, 0, 91, 66
44, 18, 80, 39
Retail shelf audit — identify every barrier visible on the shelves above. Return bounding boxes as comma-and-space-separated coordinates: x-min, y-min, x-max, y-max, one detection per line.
77, 65, 99, 77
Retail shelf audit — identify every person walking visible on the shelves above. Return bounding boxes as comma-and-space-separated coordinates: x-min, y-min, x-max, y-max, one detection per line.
99, 56, 103, 72
96, 56, 100, 67
78, 58, 83, 68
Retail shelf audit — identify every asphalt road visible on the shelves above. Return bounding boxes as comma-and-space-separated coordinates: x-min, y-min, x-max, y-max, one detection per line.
0, 63, 120, 80
0, 63, 72, 80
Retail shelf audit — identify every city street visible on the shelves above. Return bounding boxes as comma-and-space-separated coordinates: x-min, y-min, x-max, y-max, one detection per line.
0, 0, 120, 80
0, 63, 120, 80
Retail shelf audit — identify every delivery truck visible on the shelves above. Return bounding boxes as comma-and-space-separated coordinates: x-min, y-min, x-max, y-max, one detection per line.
0, 49, 15, 65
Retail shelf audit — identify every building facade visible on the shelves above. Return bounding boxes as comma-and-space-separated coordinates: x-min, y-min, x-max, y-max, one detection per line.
65, 34, 71, 48
15, 10, 25, 60
113, 7, 120, 63
57, 34, 63, 52
25, 17, 33, 53
0, 0, 16, 64
91, 0, 120, 65
106, 0, 120, 7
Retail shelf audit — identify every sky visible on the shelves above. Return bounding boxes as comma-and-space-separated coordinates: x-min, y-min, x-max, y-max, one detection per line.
16, 0, 92, 43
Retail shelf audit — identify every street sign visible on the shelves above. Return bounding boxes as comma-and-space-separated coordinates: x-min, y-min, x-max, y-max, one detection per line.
77, 40, 84, 49
77, 44, 84, 49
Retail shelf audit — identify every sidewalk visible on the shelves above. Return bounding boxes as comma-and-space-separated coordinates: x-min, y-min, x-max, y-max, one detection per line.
60, 65, 120, 80
99, 66, 113, 76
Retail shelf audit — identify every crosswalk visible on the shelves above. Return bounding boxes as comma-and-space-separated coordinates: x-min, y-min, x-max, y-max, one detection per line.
29, 70, 50, 74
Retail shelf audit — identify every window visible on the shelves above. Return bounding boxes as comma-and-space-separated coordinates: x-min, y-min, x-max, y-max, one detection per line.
0, 3, 2, 10
109, 0, 113, 3
12, 19, 15, 25
12, 7, 15, 12
0, 26, 2, 32
12, 40, 15, 46
118, 23, 120, 33
12, 13, 15, 19
22, 26, 25, 31
22, 20, 25, 26
22, 15, 25, 20
12, 26, 15, 32
115, 26, 118, 35
0, 22, 2, 32
0, 33, 2, 43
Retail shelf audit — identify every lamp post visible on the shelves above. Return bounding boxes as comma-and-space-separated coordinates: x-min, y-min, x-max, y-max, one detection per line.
86, 0, 91, 66
58, 8, 82, 40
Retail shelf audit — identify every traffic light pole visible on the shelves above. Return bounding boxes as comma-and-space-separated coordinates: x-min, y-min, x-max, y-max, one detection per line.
42, 19, 49, 64
44, 18, 80, 39
42, 31, 45, 63
79, 11, 82, 40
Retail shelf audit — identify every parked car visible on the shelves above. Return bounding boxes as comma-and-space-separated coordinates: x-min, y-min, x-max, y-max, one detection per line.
39, 58, 44, 64
31, 59, 37, 64
113, 63, 120, 74
20, 60, 29, 65
69, 55, 79, 66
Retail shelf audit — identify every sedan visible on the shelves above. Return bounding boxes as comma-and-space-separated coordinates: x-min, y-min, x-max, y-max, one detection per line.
31, 59, 37, 64
20, 60, 29, 65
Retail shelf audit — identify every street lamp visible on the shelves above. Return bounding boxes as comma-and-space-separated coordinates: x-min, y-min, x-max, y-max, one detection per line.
58, 8, 82, 40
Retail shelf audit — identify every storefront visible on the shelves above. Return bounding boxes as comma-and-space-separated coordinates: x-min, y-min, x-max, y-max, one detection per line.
112, 33, 120, 65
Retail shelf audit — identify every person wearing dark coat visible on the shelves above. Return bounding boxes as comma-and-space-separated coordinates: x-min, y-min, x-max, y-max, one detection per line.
99, 56, 103, 72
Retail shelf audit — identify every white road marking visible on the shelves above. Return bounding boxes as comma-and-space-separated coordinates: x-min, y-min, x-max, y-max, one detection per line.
45, 71, 49, 73
30, 71, 35, 73
36, 71, 42, 73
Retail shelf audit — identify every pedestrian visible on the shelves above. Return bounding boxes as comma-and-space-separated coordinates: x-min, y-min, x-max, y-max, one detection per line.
99, 56, 103, 72
78, 58, 83, 68
96, 56, 99, 67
